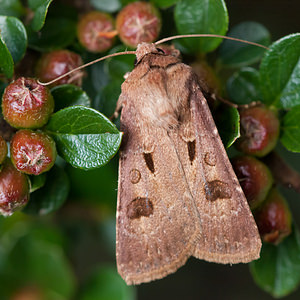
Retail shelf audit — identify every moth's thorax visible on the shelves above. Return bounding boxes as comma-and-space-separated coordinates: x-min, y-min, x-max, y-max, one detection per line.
122, 52, 192, 130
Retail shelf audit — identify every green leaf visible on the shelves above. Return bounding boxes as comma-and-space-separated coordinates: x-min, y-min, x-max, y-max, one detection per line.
0, 0, 25, 18
51, 84, 91, 112
219, 21, 270, 67
80, 266, 136, 300
226, 67, 262, 104
95, 80, 122, 117
250, 227, 300, 298
90, 0, 121, 12
281, 105, 300, 152
28, 0, 54, 31
24, 165, 69, 215
259, 33, 300, 108
215, 105, 240, 148
0, 16, 27, 63
28, 173, 47, 193
0, 35, 14, 78
27, 17, 76, 52
106, 45, 135, 81
152, 0, 178, 9
45, 106, 122, 170
174, 0, 228, 53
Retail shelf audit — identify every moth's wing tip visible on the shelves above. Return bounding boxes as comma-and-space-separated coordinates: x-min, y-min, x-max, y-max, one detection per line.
118, 258, 188, 285
117, 241, 197, 285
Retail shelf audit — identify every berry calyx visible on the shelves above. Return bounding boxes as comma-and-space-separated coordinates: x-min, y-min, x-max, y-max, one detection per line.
77, 11, 116, 53
36, 50, 84, 87
254, 188, 292, 245
116, 2, 161, 48
2, 77, 54, 129
10, 129, 57, 175
236, 105, 279, 157
0, 135, 7, 164
0, 158, 29, 216
232, 155, 273, 209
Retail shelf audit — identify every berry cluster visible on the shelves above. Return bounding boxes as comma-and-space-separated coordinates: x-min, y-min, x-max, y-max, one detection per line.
0, 1, 161, 216
0, 78, 56, 215
77, 2, 161, 51
232, 105, 291, 245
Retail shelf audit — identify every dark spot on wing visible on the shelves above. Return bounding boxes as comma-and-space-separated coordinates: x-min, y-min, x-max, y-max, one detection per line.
143, 153, 155, 173
205, 180, 232, 201
130, 169, 141, 184
204, 152, 216, 166
187, 140, 196, 163
127, 197, 154, 219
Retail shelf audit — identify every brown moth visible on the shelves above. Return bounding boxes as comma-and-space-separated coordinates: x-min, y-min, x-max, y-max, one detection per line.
115, 42, 262, 285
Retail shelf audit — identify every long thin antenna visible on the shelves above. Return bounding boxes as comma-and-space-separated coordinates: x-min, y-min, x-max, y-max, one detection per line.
38, 34, 269, 86
155, 34, 269, 50
38, 50, 136, 86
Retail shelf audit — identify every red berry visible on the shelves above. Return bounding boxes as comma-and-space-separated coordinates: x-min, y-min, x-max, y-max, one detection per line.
36, 50, 83, 87
254, 188, 292, 245
0, 158, 29, 216
77, 11, 116, 53
10, 129, 57, 175
116, 2, 161, 48
2, 77, 54, 129
0, 135, 7, 164
232, 156, 273, 209
236, 105, 279, 157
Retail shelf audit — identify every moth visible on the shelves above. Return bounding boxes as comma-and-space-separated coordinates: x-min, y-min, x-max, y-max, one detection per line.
115, 42, 262, 285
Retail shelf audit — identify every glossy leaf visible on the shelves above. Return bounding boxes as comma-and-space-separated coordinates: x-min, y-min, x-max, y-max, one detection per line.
28, 17, 76, 52
28, 173, 46, 193
226, 67, 262, 104
0, 16, 27, 63
51, 84, 91, 112
106, 45, 135, 81
24, 165, 69, 215
215, 105, 240, 148
259, 33, 300, 108
28, 0, 54, 31
45, 106, 122, 169
281, 105, 300, 152
90, 0, 121, 12
219, 22, 270, 67
95, 79, 122, 117
250, 227, 300, 298
0, 36, 14, 78
174, 0, 228, 53
80, 266, 136, 300
0, 0, 25, 18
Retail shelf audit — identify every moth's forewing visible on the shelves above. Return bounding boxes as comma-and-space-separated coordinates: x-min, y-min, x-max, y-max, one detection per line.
116, 51, 201, 285
116, 43, 261, 285
172, 77, 262, 263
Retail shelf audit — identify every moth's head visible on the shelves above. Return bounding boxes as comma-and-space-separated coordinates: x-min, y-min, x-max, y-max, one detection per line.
135, 42, 163, 62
